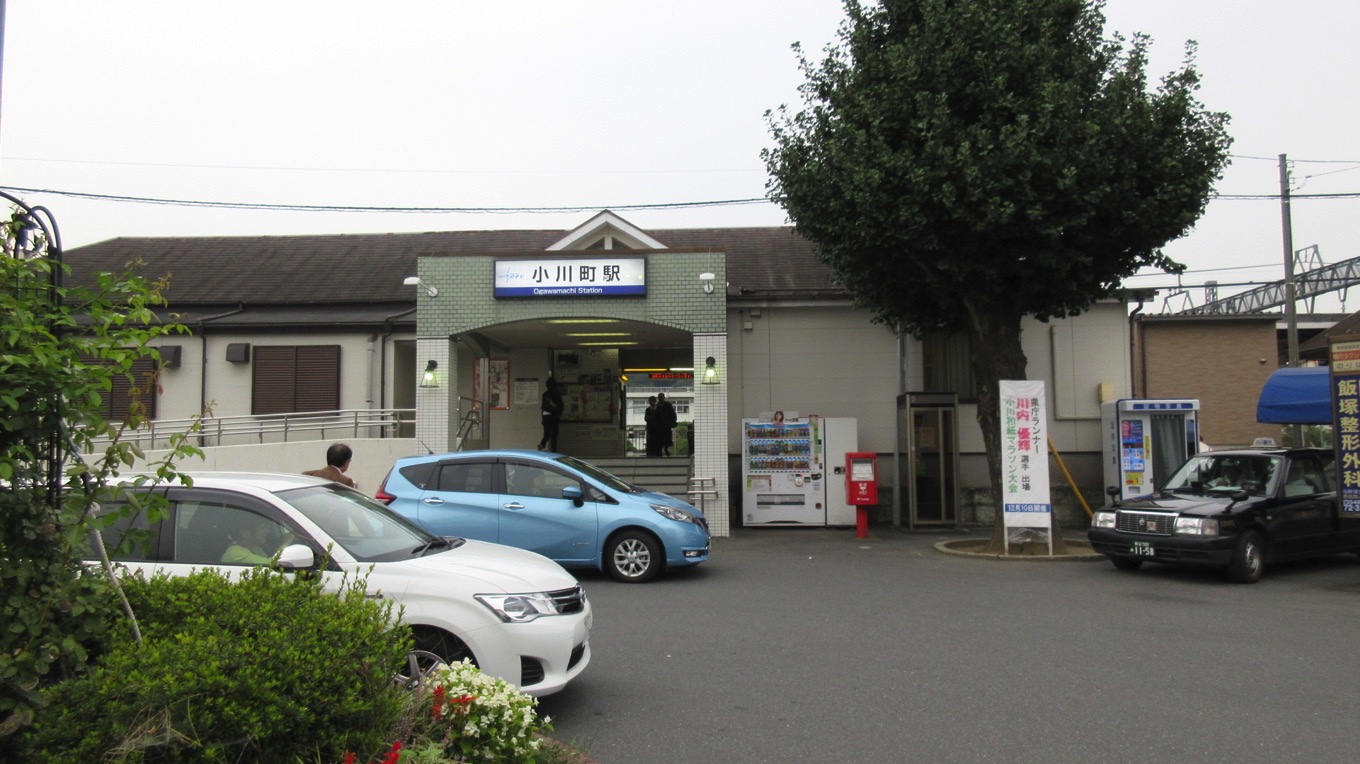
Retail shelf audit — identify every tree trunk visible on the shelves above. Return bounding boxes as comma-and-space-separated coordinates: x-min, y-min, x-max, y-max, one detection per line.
965, 305, 1070, 555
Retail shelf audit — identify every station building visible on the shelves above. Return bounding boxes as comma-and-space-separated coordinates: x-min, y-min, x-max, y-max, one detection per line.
67, 211, 1138, 534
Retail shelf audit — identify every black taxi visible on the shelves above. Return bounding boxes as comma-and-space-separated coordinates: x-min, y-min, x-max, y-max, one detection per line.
1088, 447, 1360, 583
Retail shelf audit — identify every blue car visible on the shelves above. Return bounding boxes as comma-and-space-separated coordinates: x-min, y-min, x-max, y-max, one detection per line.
377, 450, 710, 583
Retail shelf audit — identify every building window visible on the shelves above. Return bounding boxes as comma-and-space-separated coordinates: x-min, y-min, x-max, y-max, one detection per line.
251, 345, 341, 415
87, 354, 158, 422
922, 332, 979, 401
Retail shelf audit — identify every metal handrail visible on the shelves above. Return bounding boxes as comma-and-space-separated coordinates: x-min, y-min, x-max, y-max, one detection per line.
455, 408, 481, 451
93, 408, 415, 450
687, 476, 719, 514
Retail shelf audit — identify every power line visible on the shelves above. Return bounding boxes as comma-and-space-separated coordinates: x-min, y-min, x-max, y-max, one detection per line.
0, 185, 772, 214
1125, 262, 1287, 279
1, 156, 761, 176
1230, 153, 1360, 164
1212, 191, 1360, 200
3, 175, 1359, 215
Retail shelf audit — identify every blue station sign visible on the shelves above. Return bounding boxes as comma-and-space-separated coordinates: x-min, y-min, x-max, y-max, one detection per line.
494, 257, 646, 298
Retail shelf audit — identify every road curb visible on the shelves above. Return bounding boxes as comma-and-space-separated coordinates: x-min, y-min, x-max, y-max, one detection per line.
934, 538, 1106, 562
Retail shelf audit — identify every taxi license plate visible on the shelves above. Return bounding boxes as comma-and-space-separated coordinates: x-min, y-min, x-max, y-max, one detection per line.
1130, 541, 1155, 557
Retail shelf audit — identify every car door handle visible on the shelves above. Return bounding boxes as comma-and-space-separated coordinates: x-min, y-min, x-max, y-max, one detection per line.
503, 502, 525, 510
422, 497, 445, 505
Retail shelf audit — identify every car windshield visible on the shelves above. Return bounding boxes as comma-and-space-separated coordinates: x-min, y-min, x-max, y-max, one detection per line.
277, 483, 449, 562
1161, 454, 1281, 497
553, 454, 643, 493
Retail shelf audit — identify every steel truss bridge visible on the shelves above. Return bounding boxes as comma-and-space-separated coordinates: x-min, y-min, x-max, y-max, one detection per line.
1167, 246, 1360, 315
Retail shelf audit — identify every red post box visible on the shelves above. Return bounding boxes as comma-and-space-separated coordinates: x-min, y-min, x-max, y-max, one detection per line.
846, 452, 878, 538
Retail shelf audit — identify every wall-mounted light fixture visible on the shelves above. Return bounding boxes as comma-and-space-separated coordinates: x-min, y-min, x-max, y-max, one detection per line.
403, 275, 438, 298
699, 272, 716, 294
420, 359, 439, 388
702, 356, 719, 385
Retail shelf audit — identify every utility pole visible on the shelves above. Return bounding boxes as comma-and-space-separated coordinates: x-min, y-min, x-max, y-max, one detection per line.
1280, 153, 1299, 368
1280, 153, 1303, 446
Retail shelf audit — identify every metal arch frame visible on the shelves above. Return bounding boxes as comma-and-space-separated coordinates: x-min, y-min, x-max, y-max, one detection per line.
2, 191, 66, 503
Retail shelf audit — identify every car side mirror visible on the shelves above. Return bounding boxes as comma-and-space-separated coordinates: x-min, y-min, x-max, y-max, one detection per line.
1105, 485, 1121, 507
275, 543, 315, 570
561, 485, 585, 507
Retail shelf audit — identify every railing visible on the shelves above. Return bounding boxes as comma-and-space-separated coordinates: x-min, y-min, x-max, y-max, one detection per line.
455, 404, 481, 451
97, 409, 415, 451
687, 476, 719, 515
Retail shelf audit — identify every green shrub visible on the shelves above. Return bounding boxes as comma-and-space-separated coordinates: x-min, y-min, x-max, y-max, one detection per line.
21, 567, 412, 763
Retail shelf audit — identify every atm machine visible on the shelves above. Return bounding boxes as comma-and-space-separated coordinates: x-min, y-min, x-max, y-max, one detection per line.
1101, 399, 1200, 501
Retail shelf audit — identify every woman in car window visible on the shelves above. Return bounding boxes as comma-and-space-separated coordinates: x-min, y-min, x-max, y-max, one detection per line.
222, 518, 277, 564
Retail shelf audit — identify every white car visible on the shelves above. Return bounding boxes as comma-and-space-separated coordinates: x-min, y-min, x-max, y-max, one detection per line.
93, 472, 592, 696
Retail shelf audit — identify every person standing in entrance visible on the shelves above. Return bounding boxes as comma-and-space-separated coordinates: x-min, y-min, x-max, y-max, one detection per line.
303, 442, 358, 489
538, 377, 564, 452
656, 393, 678, 456
644, 395, 662, 457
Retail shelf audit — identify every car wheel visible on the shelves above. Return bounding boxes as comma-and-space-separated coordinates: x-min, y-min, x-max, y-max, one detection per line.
605, 530, 662, 583
394, 649, 446, 690
405, 628, 475, 678
1227, 530, 1265, 584
1110, 556, 1143, 571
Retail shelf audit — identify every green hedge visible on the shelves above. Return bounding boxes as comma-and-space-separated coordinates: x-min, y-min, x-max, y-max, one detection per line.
21, 567, 412, 763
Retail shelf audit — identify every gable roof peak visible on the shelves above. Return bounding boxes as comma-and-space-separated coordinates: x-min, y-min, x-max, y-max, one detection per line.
547, 210, 667, 251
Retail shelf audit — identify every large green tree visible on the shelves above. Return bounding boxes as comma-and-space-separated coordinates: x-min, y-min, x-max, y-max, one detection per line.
764, 0, 1231, 548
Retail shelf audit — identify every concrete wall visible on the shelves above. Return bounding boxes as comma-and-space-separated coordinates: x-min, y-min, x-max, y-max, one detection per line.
726, 303, 900, 454
128, 438, 422, 497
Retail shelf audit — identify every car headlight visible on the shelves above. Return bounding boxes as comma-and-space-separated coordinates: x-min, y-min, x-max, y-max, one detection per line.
1174, 516, 1219, 536
475, 592, 561, 623
651, 504, 697, 524
1091, 511, 1116, 529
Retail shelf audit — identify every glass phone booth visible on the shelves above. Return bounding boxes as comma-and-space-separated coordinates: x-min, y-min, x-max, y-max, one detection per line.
894, 392, 960, 529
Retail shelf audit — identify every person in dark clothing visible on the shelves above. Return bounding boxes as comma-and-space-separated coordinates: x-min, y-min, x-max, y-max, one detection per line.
644, 395, 662, 457
538, 378, 565, 452
656, 393, 678, 456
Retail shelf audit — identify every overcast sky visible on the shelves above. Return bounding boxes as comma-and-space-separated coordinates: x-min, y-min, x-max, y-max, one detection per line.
2, 1, 1357, 313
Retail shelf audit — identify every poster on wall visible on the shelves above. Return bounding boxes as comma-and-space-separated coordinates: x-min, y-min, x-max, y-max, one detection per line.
489, 358, 510, 410
514, 378, 540, 406
561, 383, 615, 422
1000, 380, 1052, 553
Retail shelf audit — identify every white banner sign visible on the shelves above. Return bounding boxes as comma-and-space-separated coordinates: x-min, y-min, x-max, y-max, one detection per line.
1000, 380, 1051, 530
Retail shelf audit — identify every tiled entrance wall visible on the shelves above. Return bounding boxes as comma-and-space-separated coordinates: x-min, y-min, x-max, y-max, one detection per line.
413, 251, 733, 534
691, 332, 729, 536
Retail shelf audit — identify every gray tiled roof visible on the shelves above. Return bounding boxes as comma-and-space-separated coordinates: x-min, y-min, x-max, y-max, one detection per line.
65, 226, 841, 305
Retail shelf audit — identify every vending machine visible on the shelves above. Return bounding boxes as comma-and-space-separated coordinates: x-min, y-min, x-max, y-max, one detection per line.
1101, 399, 1200, 501
742, 414, 858, 526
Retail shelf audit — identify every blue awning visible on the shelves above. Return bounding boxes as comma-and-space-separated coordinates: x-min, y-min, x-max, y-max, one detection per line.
1256, 366, 1331, 424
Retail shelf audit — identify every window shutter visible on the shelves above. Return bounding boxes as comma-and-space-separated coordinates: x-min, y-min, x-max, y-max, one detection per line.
251, 345, 341, 415
295, 346, 340, 412
252, 346, 297, 415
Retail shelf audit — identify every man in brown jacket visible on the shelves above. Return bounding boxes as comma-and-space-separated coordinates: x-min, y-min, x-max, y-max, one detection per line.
303, 442, 357, 488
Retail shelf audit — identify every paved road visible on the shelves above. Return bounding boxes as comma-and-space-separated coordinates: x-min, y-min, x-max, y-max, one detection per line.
538, 526, 1360, 763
